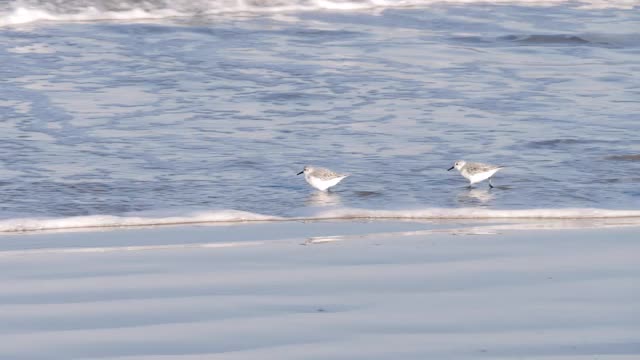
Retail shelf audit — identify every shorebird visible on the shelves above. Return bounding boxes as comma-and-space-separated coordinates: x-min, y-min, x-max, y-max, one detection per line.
297, 166, 349, 191
448, 160, 504, 188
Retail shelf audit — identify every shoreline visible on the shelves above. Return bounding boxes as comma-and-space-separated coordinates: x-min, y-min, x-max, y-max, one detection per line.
2, 206, 640, 235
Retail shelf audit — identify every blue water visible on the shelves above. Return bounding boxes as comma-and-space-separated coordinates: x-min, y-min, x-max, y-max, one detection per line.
0, 0, 639, 223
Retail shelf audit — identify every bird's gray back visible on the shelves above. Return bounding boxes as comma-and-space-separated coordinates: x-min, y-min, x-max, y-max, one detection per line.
463, 162, 502, 175
310, 167, 345, 180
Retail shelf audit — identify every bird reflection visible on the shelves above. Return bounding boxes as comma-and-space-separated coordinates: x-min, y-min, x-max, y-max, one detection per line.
305, 191, 342, 207
457, 188, 494, 205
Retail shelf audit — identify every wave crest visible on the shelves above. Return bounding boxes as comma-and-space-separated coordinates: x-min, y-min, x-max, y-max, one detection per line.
1, 0, 637, 26
308, 207, 640, 220
0, 210, 281, 233
2, 207, 640, 233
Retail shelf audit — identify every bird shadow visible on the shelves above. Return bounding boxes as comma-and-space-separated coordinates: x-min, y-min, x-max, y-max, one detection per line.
353, 190, 383, 198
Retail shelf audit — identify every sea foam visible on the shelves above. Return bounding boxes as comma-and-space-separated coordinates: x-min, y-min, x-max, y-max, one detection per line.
1, 207, 640, 233
0, 0, 636, 26
0, 210, 281, 233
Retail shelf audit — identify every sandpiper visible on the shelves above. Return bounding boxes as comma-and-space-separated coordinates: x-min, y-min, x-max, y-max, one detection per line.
448, 160, 504, 188
297, 166, 349, 191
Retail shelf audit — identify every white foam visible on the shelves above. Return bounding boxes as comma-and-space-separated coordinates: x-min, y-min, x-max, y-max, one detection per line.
306, 207, 640, 220
1, 207, 639, 233
0, 6, 183, 26
0, 241, 264, 257
0, 0, 636, 26
0, 210, 280, 233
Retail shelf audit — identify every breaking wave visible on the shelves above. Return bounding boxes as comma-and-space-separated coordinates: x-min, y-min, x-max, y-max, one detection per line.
2, 207, 640, 233
0, 210, 282, 233
305, 207, 640, 220
1, 0, 637, 26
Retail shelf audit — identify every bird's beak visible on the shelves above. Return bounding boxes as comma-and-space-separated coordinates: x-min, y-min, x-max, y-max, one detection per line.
297, 171, 304, 175
447, 166, 454, 171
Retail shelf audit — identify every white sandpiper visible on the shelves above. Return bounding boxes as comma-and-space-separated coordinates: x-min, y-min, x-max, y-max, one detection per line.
297, 166, 349, 191
448, 160, 504, 188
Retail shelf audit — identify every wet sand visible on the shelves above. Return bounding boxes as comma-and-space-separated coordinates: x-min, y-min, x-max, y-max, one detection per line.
0, 220, 638, 359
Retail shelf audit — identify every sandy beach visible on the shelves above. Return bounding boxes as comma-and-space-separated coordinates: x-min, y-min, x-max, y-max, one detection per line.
0, 221, 638, 359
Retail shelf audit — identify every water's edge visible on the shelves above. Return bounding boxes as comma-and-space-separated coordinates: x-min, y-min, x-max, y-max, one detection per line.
2, 207, 640, 233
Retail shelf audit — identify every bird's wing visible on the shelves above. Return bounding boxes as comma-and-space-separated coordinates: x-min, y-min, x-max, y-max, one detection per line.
466, 162, 502, 173
314, 167, 345, 180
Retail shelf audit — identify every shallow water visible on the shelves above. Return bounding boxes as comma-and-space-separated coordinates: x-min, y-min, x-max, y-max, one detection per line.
1, 0, 639, 228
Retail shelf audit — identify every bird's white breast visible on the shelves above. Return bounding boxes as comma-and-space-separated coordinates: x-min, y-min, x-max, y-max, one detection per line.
306, 174, 345, 191
464, 168, 500, 184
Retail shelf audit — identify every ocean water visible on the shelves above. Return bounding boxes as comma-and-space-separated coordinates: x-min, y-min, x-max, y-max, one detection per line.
0, 0, 639, 231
